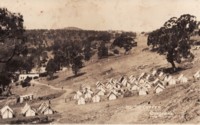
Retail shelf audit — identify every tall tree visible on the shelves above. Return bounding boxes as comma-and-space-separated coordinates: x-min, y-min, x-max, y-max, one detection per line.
98, 41, 108, 59
46, 59, 58, 80
72, 55, 83, 76
147, 14, 197, 71
0, 8, 25, 94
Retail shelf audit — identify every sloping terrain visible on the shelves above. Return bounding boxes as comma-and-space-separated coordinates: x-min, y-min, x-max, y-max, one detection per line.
36, 33, 200, 124
4, 33, 200, 123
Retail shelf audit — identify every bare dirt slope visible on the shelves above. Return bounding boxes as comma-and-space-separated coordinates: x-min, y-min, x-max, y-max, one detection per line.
38, 34, 200, 124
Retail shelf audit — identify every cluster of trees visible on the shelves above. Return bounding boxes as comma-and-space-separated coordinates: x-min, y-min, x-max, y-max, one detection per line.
45, 31, 137, 78
147, 14, 197, 71
46, 42, 84, 79
112, 32, 137, 54
45, 33, 111, 78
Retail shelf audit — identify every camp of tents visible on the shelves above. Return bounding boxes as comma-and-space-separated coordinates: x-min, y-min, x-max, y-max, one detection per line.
73, 69, 200, 105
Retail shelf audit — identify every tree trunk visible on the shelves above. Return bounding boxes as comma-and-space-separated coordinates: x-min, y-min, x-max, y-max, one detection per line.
74, 70, 78, 76
170, 61, 176, 72
49, 72, 54, 80
167, 51, 176, 72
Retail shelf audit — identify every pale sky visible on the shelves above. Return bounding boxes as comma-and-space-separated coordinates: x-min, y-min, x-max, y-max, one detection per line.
1, 0, 200, 32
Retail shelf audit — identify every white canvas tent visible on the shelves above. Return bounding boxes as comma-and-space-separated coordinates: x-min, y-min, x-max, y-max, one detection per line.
138, 87, 148, 96
1, 105, 14, 119
78, 97, 86, 105
154, 84, 165, 94
21, 103, 36, 117
73, 91, 82, 100
92, 95, 101, 103
108, 91, 117, 100
97, 89, 106, 96
193, 70, 200, 80
131, 84, 139, 91
38, 102, 54, 115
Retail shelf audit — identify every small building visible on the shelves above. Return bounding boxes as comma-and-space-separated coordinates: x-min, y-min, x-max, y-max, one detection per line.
92, 95, 100, 103
1, 105, 14, 119
21, 103, 36, 117
78, 97, 85, 105
154, 84, 165, 94
19, 74, 39, 81
18, 94, 34, 103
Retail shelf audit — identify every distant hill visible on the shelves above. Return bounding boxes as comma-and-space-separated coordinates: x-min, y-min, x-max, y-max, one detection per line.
64, 27, 83, 31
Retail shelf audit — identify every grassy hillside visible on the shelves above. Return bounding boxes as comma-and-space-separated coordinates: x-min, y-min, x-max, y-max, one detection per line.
28, 33, 200, 124
2, 32, 199, 124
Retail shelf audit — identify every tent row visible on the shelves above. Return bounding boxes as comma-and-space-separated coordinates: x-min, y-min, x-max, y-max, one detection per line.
0, 102, 54, 119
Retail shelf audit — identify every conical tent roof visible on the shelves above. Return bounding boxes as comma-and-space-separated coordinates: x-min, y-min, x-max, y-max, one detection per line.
1, 105, 13, 114
21, 103, 31, 114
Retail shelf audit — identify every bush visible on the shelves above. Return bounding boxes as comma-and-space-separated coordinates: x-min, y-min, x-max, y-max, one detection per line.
113, 49, 119, 54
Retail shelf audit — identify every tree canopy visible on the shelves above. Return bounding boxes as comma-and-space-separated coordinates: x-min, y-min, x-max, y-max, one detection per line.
147, 14, 197, 71
46, 59, 58, 80
0, 8, 25, 63
0, 8, 25, 94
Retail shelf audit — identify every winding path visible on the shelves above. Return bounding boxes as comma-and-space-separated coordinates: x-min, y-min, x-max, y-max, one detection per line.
30, 80, 66, 91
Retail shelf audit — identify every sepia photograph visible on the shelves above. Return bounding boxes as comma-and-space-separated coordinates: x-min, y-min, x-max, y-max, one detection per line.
0, 0, 200, 124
